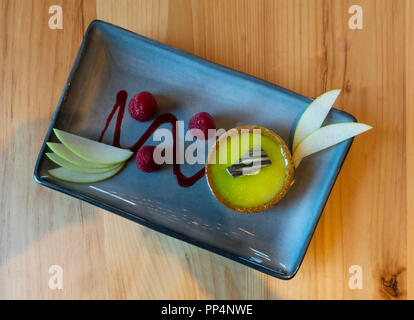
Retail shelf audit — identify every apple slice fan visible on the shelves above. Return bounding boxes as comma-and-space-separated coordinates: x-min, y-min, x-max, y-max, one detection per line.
291, 90, 372, 168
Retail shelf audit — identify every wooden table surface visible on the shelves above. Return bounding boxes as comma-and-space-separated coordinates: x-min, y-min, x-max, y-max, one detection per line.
0, 0, 412, 299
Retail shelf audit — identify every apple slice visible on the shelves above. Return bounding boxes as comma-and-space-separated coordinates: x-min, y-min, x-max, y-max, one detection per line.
292, 122, 372, 168
47, 143, 117, 169
48, 162, 124, 183
46, 152, 122, 174
53, 129, 133, 165
292, 89, 341, 151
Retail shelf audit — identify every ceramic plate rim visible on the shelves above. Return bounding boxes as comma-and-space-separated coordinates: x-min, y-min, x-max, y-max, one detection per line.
34, 20, 356, 280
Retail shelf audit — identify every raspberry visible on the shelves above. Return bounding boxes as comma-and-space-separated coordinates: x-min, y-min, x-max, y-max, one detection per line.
128, 91, 157, 122
189, 112, 216, 140
136, 146, 160, 173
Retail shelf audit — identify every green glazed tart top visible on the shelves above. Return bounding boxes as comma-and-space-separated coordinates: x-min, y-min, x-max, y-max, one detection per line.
206, 126, 294, 213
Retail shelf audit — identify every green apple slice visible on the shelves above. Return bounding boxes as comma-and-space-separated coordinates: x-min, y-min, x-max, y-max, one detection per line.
292, 122, 372, 168
53, 128, 133, 165
47, 143, 118, 169
46, 152, 122, 174
292, 89, 341, 151
48, 163, 124, 183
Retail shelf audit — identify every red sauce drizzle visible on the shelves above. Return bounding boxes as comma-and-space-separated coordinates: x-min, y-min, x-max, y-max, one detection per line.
99, 90, 205, 187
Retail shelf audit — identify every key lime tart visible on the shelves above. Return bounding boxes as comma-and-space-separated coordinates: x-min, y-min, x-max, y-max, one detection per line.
206, 126, 295, 213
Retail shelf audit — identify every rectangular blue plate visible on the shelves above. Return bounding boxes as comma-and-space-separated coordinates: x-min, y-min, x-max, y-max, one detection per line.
34, 20, 355, 279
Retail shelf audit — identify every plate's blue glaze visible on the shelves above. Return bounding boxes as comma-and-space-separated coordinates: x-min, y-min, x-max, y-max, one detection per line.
34, 20, 356, 279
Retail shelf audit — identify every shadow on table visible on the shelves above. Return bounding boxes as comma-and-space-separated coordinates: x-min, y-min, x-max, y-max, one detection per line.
0, 118, 98, 268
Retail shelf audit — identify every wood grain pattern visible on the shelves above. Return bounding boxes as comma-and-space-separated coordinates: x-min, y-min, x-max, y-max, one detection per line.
0, 0, 99, 299
406, 0, 414, 300
0, 0, 411, 299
